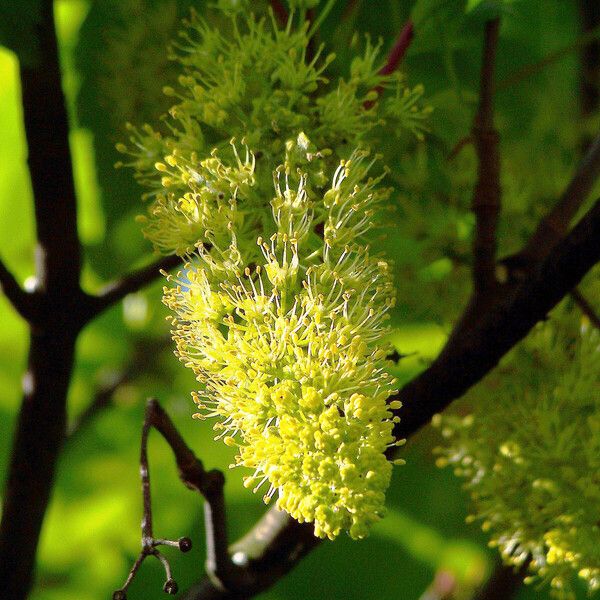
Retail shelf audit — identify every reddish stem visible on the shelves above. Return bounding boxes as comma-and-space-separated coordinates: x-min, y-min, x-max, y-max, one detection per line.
365, 20, 414, 109
380, 20, 414, 76
271, 0, 288, 26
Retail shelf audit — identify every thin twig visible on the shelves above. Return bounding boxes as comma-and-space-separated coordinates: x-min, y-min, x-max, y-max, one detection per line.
81, 254, 181, 323
571, 287, 600, 329
0, 257, 35, 321
365, 19, 415, 109
514, 130, 600, 266
471, 18, 501, 294
113, 402, 193, 598
498, 22, 600, 92
115, 399, 250, 599
380, 20, 414, 76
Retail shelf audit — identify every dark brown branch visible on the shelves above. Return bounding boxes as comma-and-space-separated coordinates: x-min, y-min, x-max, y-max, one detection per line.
472, 562, 525, 600
114, 399, 197, 598
0, 257, 35, 321
147, 398, 232, 578
364, 20, 415, 110
0, 1, 83, 597
80, 254, 181, 323
571, 287, 600, 329
515, 131, 600, 266
471, 18, 501, 294
391, 198, 600, 440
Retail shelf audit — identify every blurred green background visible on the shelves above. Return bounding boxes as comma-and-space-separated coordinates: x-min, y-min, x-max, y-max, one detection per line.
0, 0, 595, 598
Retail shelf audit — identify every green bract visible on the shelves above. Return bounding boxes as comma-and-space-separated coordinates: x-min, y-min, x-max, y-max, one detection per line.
434, 321, 600, 598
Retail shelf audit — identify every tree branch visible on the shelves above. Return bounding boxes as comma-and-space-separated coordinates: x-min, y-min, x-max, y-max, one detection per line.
0, 1, 84, 597
379, 20, 414, 76
391, 198, 600, 440
514, 130, 600, 266
114, 399, 253, 599
365, 19, 415, 109
0, 257, 35, 321
471, 18, 501, 294
81, 254, 181, 323
23, 7, 80, 295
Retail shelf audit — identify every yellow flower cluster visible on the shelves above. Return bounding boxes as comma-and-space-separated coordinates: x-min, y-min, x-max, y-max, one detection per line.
163, 149, 404, 539
434, 320, 600, 598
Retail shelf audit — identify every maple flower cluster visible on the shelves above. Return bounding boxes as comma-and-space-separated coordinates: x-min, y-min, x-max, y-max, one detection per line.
117, 1, 425, 540
434, 320, 600, 598
163, 143, 403, 539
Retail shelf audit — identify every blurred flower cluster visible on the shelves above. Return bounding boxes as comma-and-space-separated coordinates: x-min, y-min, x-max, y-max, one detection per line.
434, 314, 600, 598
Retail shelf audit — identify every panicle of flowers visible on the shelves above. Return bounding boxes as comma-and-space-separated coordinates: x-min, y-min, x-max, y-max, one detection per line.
162, 143, 404, 540
116, 1, 431, 256
433, 317, 600, 599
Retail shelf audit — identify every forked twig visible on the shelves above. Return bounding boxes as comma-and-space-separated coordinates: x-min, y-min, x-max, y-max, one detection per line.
113, 399, 244, 598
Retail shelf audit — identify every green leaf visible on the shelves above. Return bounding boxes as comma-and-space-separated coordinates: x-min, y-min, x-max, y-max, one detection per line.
465, 0, 484, 11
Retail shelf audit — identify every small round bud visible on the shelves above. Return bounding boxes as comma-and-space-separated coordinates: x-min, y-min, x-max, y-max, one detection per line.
113, 591, 127, 600
178, 537, 192, 553
163, 579, 178, 595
